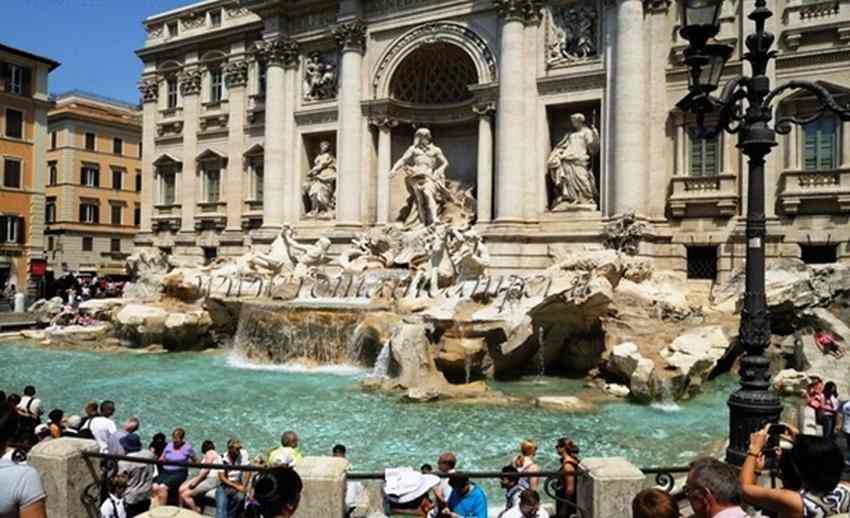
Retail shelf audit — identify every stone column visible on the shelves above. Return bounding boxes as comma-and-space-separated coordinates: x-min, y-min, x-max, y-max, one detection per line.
225, 60, 248, 232
138, 76, 159, 235
178, 69, 202, 232
493, 0, 539, 223
674, 112, 686, 176
577, 457, 645, 518
371, 117, 397, 224
258, 37, 299, 230
611, 0, 648, 215
28, 438, 100, 518
333, 19, 367, 227
474, 101, 495, 222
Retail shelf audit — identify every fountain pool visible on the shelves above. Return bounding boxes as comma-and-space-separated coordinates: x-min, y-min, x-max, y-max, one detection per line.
1, 341, 734, 496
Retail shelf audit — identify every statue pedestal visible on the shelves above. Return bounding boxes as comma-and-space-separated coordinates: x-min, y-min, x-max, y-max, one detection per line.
549, 202, 598, 212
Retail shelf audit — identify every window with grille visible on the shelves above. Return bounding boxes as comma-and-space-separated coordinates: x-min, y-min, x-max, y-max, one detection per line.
251, 159, 263, 200
687, 246, 718, 280
161, 171, 176, 205
5, 109, 23, 139
112, 169, 123, 190
81, 165, 99, 187
0, 216, 23, 244
85, 132, 96, 151
3, 159, 21, 188
803, 116, 838, 171
210, 67, 223, 103
689, 130, 720, 177
45, 198, 56, 224
167, 78, 178, 109
389, 43, 477, 105
82, 236, 93, 251
113, 138, 123, 155
110, 238, 121, 253
800, 244, 837, 264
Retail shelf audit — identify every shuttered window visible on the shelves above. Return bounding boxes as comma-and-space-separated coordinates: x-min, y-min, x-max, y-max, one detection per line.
5, 109, 23, 139
3, 159, 21, 188
161, 172, 176, 205
210, 68, 223, 103
803, 116, 838, 171
205, 168, 220, 202
79, 203, 99, 224
689, 130, 720, 177
167, 78, 178, 109
0, 216, 24, 244
81, 165, 99, 187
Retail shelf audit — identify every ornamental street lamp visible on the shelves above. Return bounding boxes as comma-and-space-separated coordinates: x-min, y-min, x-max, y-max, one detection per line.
676, 0, 850, 466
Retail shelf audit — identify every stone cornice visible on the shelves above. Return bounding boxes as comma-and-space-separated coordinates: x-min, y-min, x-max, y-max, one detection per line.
252, 37, 300, 68
138, 78, 159, 103
493, 0, 544, 25
224, 60, 249, 88
333, 18, 367, 52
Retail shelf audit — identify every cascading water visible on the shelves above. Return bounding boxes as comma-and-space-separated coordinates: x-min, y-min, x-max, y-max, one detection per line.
370, 341, 392, 379
652, 380, 682, 412
535, 325, 546, 382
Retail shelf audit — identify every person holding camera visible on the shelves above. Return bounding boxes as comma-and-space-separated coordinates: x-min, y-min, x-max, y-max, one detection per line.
740, 423, 850, 517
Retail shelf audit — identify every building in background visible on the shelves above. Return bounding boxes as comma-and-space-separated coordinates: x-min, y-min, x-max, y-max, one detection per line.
136, 1, 850, 280
45, 91, 142, 282
0, 43, 59, 297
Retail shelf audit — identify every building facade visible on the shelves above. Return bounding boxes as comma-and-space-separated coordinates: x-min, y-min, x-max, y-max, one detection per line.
45, 91, 142, 278
0, 44, 59, 294
136, 0, 850, 280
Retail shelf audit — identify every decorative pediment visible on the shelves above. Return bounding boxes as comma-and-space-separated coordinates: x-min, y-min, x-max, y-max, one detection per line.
243, 143, 264, 157
153, 153, 181, 167
196, 149, 228, 163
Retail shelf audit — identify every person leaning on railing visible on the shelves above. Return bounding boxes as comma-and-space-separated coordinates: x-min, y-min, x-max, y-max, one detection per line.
740, 423, 850, 518
0, 400, 47, 518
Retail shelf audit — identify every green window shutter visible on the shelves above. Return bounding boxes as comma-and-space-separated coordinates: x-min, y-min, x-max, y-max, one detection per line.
803, 124, 818, 171
689, 135, 703, 177
704, 136, 718, 176
818, 118, 836, 170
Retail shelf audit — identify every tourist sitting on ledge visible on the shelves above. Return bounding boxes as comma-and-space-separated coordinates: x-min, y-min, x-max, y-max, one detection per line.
686, 457, 746, 518
445, 474, 487, 518
632, 488, 679, 518
740, 424, 850, 517
269, 431, 302, 468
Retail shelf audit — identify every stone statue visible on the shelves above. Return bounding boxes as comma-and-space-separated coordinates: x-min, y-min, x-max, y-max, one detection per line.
247, 230, 293, 278
547, 113, 599, 210
449, 228, 490, 281
547, 4, 598, 67
303, 141, 337, 218
282, 225, 332, 277
303, 52, 337, 101
390, 128, 451, 227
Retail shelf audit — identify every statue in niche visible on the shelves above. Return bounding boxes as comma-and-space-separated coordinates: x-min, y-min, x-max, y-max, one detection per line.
547, 113, 599, 210
303, 140, 337, 218
390, 128, 452, 227
546, 3, 598, 67
303, 52, 337, 101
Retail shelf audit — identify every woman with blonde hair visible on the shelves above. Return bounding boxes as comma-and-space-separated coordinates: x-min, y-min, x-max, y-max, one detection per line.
513, 439, 540, 491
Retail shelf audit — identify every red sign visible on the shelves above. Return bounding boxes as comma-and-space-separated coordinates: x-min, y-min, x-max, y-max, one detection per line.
30, 259, 46, 277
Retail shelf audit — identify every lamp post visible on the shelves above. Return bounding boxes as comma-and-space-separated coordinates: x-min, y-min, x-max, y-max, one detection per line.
676, 0, 850, 465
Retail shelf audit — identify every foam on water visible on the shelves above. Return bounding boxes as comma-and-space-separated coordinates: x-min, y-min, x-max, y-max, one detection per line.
225, 350, 365, 376
651, 400, 683, 413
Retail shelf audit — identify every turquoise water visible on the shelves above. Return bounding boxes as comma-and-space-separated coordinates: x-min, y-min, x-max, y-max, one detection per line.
0, 342, 734, 473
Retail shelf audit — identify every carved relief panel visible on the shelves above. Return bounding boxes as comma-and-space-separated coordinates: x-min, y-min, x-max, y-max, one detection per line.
302, 51, 338, 102
544, 1, 600, 69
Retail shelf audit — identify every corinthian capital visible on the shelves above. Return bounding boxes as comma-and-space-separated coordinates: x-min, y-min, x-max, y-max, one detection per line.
178, 70, 203, 96
333, 18, 367, 52
224, 60, 249, 88
138, 77, 159, 103
493, 0, 543, 25
253, 37, 300, 68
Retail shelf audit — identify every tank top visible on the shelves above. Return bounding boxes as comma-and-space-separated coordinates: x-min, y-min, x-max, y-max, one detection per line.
517, 459, 533, 490
801, 484, 850, 518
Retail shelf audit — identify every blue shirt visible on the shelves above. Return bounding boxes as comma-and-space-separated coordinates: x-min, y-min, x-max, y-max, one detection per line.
448, 484, 488, 518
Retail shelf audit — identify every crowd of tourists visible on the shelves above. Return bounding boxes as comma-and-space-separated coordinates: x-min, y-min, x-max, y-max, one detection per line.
3, 383, 850, 518
803, 377, 850, 446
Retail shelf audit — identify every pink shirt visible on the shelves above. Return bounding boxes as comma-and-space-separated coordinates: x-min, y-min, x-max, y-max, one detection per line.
713, 507, 748, 518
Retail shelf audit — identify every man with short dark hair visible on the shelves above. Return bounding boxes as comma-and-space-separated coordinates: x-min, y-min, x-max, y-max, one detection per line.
686, 457, 746, 518
501, 489, 549, 518
498, 465, 523, 517
445, 474, 487, 518
332, 444, 346, 458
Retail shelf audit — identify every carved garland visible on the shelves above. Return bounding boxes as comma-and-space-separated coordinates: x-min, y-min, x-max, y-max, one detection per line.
178, 70, 203, 96
224, 60, 249, 88
372, 22, 498, 97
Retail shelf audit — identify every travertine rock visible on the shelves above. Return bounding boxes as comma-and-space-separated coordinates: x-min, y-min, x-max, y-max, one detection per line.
661, 325, 730, 399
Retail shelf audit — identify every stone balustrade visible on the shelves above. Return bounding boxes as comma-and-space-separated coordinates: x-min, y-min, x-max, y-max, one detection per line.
667, 173, 738, 218
778, 167, 850, 214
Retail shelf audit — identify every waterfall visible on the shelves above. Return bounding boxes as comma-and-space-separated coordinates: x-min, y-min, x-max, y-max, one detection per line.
536, 325, 546, 379
464, 352, 472, 385
370, 341, 391, 379
651, 381, 682, 412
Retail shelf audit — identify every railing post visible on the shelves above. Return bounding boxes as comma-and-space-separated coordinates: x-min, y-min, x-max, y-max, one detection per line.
577, 457, 645, 518
28, 438, 100, 518
297, 456, 350, 518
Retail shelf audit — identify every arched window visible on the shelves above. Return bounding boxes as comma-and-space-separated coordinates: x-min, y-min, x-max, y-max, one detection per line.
388, 43, 477, 105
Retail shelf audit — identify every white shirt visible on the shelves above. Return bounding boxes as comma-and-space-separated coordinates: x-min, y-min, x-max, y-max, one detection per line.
89, 416, 117, 453
500, 506, 550, 518
841, 400, 850, 434
16, 396, 42, 418
99, 494, 126, 518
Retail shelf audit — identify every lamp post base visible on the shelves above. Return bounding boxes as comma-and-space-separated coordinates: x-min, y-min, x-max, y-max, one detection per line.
726, 385, 783, 466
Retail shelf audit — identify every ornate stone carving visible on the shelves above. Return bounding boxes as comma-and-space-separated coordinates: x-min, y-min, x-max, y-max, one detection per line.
199, 114, 229, 132
303, 51, 338, 101
138, 78, 159, 103
472, 101, 496, 117
604, 212, 647, 256
372, 23, 497, 95
225, 2, 250, 17
156, 121, 184, 138
368, 116, 399, 129
181, 12, 206, 29
282, 225, 332, 278
224, 60, 249, 88
333, 19, 367, 52
289, 10, 338, 34
493, 0, 544, 25
253, 37, 300, 68
390, 128, 476, 228
303, 141, 337, 218
178, 70, 203, 96
145, 24, 163, 38
643, 0, 671, 13
545, 3, 598, 68
547, 113, 599, 211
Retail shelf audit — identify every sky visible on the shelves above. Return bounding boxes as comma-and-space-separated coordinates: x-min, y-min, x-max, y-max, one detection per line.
0, 0, 201, 104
